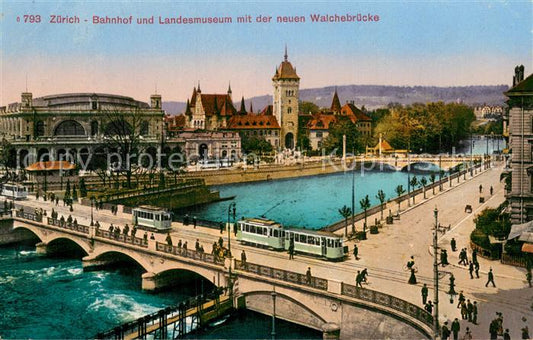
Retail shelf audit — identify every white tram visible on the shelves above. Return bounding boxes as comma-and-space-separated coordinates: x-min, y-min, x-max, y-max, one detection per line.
236, 217, 347, 261
132, 205, 172, 232
1, 183, 28, 200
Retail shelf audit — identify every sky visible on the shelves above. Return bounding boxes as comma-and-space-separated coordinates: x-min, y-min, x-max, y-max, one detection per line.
1, 0, 532, 105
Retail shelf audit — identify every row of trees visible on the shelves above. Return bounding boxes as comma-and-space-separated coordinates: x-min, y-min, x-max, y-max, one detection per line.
374, 102, 476, 153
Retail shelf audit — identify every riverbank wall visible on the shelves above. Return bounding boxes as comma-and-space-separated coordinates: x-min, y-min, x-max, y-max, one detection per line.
0, 217, 36, 246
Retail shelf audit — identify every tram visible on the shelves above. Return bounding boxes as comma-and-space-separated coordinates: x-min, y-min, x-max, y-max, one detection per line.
1, 183, 28, 200
236, 217, 347, 261
132, 205, 172, 232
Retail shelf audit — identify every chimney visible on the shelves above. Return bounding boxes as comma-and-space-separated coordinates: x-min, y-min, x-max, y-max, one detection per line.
21, 92, 32, 108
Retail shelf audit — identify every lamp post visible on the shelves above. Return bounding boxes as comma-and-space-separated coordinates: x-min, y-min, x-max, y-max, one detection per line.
271, 290, 277, 340
470, 131, 474, 176
433, 207, 440, 340
227, 202, 236, 257
90, 197, 94, 226
351, 148, 355, 235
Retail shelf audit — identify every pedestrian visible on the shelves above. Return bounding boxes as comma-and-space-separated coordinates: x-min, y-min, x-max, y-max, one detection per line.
479, 184, 483, 193
441, 249, 449, 266
467, 299, 473, 322
457, 291, 465, 308
219, 222, 224, 234
143, 232, 148, 243
425, 300, 433, 314
407, 256, 415, 270
472, 249, 478, 264
353, 244, 359, 260
486, 268, 496, 287
195, 239, 200, 251
289, 238, 295, 260
183, 241, 187, 250
469, 261, 474, 279
421, 283, 429, 305
463, 327, 472, 340
408, 268, 417, 284
474, 261, 480, 279
150, 233, 155, 240
503, 329, 511, 340
442, 321, 451, 340
355, 271, 363, 288
472, 301, 478, 324
489, 318, 499, 340
526, 267, 532, 287
451, 318, 461, 340
177, 239, 182, 248
522, 324, 530, 339
233, 223, 237, 236
241, 250, 246, 265
361, 268, 368, 283
165, 233, 173, 246
461, 302, 468, 320
490, 186, 493, 195
193, 216, 197, 229
306, 267, 312, 285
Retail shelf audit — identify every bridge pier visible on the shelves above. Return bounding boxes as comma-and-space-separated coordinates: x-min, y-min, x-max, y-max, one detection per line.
82, 255, 118, 272
322, 322, 340, 339
35, 242, 48, 255
142, 272, 158, 291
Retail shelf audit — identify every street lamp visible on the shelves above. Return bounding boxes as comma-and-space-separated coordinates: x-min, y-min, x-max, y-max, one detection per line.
432, 207, 440, 340
227, 202, 236, 257
90, 197, 95, 226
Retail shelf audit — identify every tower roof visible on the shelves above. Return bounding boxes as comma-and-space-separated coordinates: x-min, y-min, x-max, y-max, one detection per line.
330, 88, 341, 113
273, 48, 299, 80
238, 96, 246, 115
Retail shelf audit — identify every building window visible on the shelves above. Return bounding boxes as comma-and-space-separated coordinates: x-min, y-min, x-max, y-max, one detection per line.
54, 120, 85, 136
316, 132, 323, 138
35, 121, 45, 137
91, 121, 99, 136
140, 121, 149, 135
288, 107, 292, 114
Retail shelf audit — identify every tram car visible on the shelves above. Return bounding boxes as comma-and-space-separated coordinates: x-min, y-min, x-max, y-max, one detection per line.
1, 183, 28, 200
236, 217, 347, 261
132, 205, 172, 232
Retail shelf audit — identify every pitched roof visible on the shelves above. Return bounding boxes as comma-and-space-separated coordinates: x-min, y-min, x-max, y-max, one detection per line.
191, 93, 236, 117
259, 105, 273, 116
340, 103, 372, 122
506, 73, 533, 95
272, 61, 300, 80
165, 114, 187, 131
307, 114, 337, 130
26, 161, 76, 172
374, 139, 394, 151
228, 114, 281, 129
238, 96, 246, 114
331, 89, 341, 113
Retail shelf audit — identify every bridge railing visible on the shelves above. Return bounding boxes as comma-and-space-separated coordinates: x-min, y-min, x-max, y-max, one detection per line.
15, 210, 43, 223
46, 217, 90, 234
95, 229, 148, 248
155, 242, 225, 266
341, 282, 433, 328
234, 259, 328, 291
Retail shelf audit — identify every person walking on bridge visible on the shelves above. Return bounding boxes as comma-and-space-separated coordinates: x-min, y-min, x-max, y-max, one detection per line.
306, 267, 312, 285
353, 244, 359, 260
241, 250, 246, 265
421, 283, 428, 305
490, 186, 494, 195
355, 271, 363, 288
479, 184, 483, 193
486, 268, 496, 287
451, 237, 457, 252
451, 318, 461, 340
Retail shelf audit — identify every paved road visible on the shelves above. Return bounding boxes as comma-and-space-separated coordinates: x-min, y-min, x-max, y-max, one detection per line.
14, 162, 532, 339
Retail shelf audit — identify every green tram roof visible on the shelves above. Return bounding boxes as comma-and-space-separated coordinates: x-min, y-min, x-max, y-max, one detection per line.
135, 205, 170, 213
240, 217, 341, 239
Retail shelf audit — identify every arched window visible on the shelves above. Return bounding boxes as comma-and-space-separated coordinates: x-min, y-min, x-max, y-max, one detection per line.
91, 121, 99, 136
35, 121, 45, 137
288, 107, 292, 114
54, 120, 85, 136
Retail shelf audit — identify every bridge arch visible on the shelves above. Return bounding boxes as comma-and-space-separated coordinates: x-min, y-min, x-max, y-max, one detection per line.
242, 290, 327, 331
90, 248, 152, 272
153, 268, 217, 291
46, 237, 90, 257
400, 162, 442, 172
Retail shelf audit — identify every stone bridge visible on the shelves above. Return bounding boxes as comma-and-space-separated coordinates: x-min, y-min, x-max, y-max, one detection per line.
10, 212, 433, 339
355, 155, 484, 172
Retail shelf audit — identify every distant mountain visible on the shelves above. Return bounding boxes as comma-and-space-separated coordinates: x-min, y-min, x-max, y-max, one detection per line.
163, 84, 509, 115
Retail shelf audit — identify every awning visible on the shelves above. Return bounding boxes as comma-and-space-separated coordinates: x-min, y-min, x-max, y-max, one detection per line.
521, 243, 533, 254
508, 221, 533, 240
25, 161, 76, 172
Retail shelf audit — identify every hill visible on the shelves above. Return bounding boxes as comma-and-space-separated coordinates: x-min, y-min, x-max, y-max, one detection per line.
163, 84, 508, 115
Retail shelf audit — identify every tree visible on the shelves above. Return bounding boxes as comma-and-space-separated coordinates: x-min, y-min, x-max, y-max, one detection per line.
72, 184, 78, 201
409, 176, 418, 204
322, 117, 363, 155
79, 178, 87, 197
395, 185, 406, 215
65, 179, 71, 199
420, 177, 428, 199
360, 195, 371, 232
0, 138, 16, 173
338, 205, 352, 237
241, 135, 273, 154
376, 189, 386, 220
101, 108, 153, 188
299, 101, 319, 115
429, 173, 436, 195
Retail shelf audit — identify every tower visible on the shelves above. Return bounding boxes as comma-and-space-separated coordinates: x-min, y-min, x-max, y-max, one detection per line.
272, 47, 299, 149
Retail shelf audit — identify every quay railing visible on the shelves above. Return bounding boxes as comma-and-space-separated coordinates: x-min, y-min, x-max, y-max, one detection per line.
96, 290, 225, 340
95, 229, 148, 248
341, 282, 433, 328
46, 216, 90, 234
15, 210, 43, 223
234, 259, 328, 291
156, 242, 225, 266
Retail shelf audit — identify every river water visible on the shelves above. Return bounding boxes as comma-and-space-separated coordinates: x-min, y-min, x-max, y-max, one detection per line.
1, 137, 503, 338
